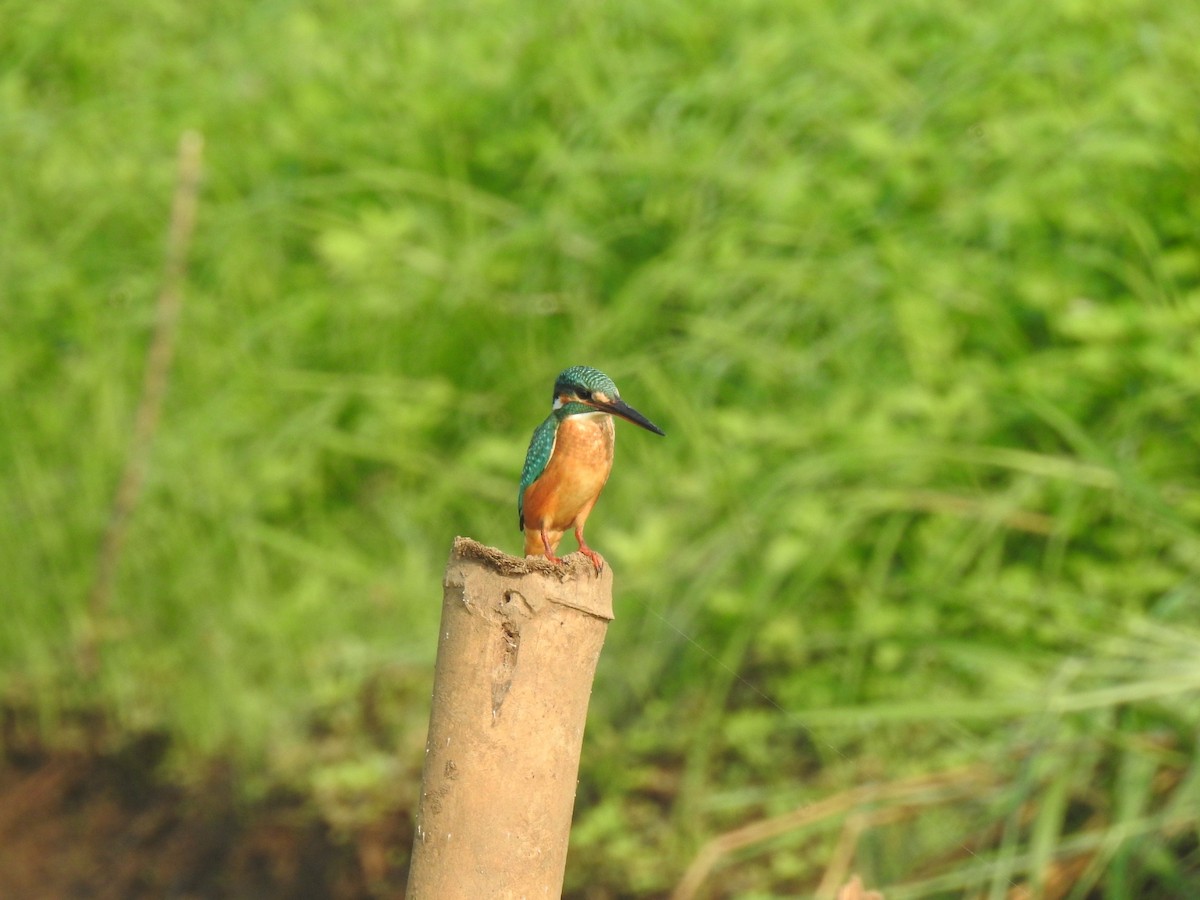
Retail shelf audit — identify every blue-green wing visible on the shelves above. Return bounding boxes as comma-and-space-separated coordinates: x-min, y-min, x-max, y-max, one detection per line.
518, 415, 558, 529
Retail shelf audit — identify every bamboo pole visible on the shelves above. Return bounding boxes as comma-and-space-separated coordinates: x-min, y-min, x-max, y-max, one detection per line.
407, 537, 614, 899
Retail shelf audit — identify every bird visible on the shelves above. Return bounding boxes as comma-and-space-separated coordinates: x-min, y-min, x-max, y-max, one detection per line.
518, 366, 665, 572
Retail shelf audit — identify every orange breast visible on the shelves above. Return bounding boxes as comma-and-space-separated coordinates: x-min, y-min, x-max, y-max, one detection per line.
521, 414, 615, 532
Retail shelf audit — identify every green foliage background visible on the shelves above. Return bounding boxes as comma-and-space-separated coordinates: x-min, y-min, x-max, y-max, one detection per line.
3, 0, 1200, 894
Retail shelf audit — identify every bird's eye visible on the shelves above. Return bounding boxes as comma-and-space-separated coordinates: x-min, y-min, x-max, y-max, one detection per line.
577, 389, 593, 401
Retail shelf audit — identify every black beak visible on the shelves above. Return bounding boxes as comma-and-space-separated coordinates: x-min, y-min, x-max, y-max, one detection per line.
591, 397, 666, 436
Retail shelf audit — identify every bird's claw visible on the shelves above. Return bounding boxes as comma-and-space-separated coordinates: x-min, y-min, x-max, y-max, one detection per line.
579, 546, 605, 574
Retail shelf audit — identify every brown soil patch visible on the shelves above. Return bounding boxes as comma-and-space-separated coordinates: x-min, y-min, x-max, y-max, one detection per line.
0, 727, 412, 899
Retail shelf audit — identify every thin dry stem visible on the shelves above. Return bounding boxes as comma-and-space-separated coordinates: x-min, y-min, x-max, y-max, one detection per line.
80, 131, 203, 677
671, 765, 992, 900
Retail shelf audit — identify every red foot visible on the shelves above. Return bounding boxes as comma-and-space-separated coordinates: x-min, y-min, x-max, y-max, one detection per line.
575, 525, 605, 573
541, 527, 565, 565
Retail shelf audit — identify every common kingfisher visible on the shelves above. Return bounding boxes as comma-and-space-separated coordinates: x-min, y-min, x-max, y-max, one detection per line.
519, 366, 665, 572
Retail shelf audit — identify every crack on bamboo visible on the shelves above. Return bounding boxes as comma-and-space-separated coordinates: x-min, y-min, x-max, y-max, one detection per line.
491, 615, 520, 722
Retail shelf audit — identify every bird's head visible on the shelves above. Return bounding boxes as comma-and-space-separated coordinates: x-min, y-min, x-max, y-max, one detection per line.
551, 365, 665, 436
